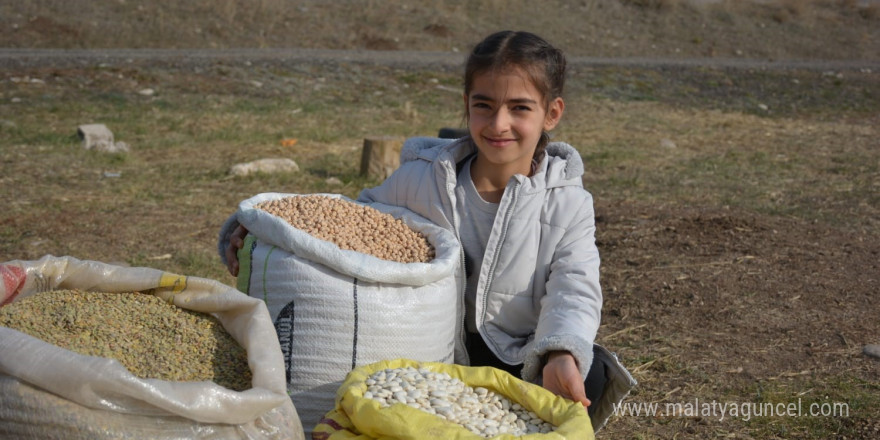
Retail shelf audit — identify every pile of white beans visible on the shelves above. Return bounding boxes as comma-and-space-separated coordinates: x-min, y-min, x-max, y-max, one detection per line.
362, 366, 555, 437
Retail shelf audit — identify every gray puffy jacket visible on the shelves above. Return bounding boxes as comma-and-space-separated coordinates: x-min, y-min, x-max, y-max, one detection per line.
359, 136, 601, 380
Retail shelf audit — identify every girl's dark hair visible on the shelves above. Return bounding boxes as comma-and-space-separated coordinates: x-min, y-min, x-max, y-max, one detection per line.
464, 31, 567, 162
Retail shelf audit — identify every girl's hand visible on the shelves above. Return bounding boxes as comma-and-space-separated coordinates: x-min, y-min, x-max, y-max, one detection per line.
225, 224, 249, 276
542, 351, 591, 409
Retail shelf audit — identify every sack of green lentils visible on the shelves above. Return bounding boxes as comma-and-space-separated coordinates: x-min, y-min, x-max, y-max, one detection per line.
0, 255, 305, 440
218, 193, 461, 436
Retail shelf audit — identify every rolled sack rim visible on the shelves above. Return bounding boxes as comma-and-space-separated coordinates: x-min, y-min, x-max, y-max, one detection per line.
236, 193, 460, 286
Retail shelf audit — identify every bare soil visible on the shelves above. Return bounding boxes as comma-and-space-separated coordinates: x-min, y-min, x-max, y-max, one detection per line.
596, 201, 880, 437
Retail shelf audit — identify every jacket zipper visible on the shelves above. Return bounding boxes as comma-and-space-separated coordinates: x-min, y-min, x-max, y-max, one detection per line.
449, 156, 472, 366
479, 180, 520, 355
457, 242, 469, 365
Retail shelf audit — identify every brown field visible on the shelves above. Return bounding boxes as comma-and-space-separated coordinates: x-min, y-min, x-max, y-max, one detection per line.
1, 0, 879, 438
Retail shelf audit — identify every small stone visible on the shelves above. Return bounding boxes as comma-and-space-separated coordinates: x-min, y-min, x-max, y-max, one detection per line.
660, 138, 677, 149
229, 158, 299, 176
77, 123, 112, 148
138, 88, 155, 96
77, 124, 129, 153
105, 141, 130, 153
864, 344, 880, 360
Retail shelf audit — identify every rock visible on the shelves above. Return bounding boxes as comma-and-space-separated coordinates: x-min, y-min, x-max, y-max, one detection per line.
138, 88, 155, 96
106, 141, 130, 153
77, 124, 130, 153
660, 138, 677, 149
864, 344, 880, 360
325, 177, 343, 186
229, 158, 300, 177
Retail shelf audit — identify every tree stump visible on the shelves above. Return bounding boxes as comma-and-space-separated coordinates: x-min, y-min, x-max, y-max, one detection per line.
360, 136, 404, 179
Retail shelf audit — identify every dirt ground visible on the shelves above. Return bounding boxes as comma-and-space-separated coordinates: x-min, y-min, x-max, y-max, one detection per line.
595, 200, 879, 437
1, 0, 879, 438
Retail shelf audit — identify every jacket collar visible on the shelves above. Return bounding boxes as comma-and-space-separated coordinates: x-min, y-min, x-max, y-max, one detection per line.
401, 136, 584, 188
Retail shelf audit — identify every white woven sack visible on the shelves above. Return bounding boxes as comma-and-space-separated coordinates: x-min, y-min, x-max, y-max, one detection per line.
230, 193, 460, 434
0, 255, 304, 440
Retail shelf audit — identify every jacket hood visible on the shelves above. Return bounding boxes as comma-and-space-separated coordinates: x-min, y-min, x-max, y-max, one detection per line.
400, 136, 585, 188
543, 142, 585, 182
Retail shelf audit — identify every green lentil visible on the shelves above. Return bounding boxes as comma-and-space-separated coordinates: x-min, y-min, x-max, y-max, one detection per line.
0, 289, 252, 392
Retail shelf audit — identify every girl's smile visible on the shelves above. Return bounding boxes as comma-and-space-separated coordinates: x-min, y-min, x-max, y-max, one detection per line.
465, 67, 564, 186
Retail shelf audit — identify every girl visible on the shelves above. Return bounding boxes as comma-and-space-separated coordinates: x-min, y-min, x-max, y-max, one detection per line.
224, 30, 634, 431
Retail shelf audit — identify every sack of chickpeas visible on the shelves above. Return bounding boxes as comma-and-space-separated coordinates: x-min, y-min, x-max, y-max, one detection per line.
0, 255, 304, 440
219, 193, 461, 435
313, 358, 594, 440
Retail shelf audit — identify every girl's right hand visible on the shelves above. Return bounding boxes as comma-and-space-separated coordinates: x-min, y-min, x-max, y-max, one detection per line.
542, 351, 591, 409
225, 224, 249, 276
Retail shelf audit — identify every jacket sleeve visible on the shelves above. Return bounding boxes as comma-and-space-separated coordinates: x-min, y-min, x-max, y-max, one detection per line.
522, 191, 602, 384
357, 164, 410, 206
358, 136, 455, 210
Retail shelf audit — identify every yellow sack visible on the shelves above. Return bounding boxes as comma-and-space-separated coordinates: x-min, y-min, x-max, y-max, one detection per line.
314, 359, 594, 440
312, 408, 371, 440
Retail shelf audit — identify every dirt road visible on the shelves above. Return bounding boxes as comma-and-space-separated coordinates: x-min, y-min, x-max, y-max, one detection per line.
3, 48, 879, 72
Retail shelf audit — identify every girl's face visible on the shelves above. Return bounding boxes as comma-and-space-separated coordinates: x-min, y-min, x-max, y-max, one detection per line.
465, 67, 564, 177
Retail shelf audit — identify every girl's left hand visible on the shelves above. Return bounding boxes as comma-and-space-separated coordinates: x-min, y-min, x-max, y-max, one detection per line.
224, 224, 249, 276
542, 351, 591, 409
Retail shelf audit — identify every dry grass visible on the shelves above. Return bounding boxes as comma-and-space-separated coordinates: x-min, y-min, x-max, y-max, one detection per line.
2, 57, 876, 286
1, 0, 878, 60
620, 0, 682, 10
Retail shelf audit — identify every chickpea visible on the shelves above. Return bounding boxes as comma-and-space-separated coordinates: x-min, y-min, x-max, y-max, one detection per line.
255, 195, 435, 264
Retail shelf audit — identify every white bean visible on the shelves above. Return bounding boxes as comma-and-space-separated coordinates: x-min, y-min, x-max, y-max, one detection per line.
362, 366, 556, 438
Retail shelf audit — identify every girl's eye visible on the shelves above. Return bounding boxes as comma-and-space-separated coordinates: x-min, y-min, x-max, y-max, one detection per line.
512, 105, 532, 112
472, 102, 491, 110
